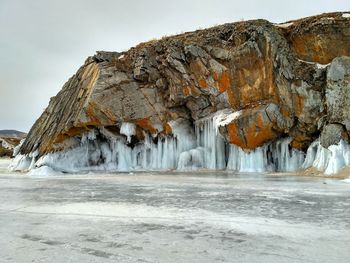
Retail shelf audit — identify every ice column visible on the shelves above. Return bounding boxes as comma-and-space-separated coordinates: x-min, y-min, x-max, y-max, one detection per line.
302, 140, 350, 174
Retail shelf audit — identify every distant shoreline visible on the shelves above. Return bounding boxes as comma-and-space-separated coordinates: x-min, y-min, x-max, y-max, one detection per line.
1, 157, 349, 180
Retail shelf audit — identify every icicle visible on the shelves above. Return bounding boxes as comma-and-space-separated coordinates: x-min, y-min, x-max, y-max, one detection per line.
227, 144, 268, 173
177, 147, 205, 170
17, 111, 350, 176
270, 138, 305, 172
301, 139, 350, 175
227, 138, 305, 173
194, 115, 226, 169
324, 140, 350, 174
120, 122, 136, 143
302, 140, 319, 169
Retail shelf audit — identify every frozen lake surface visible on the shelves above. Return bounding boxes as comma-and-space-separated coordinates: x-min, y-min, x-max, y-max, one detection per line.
0, 158, 350, 263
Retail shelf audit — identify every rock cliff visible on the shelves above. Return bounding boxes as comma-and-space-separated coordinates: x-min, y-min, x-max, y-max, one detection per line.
14, 12, 350, 174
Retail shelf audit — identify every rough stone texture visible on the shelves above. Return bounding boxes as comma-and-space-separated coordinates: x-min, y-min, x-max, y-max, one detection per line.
222, 103, 293, 149
0, 145, 12, 158
326, 56, 350, 131
320, 124, 349, 149
0, 136, 22, 157
286, 13, 350, 64
19, 12, 350, 156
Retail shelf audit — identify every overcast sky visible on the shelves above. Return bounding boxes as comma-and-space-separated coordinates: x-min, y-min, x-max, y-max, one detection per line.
1, 0, 349, 132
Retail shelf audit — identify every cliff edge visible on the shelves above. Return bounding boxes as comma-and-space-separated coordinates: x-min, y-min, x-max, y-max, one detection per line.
13, 12, 350, 174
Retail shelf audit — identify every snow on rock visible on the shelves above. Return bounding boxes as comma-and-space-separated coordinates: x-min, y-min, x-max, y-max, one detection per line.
297, 58, 330, 69
342, 13, 350, 18
212, 109, 242, 135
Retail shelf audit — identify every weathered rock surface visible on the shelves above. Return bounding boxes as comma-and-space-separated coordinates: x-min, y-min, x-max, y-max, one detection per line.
326, 56, 350, 130
0, 136, 22, 157
287, 13, 350, 64
320, 124, 349, 149
19, 12, 350, 158
221, 103, 293, 149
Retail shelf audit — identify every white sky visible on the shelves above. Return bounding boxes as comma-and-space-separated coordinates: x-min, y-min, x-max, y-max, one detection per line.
1, 0, 349, 132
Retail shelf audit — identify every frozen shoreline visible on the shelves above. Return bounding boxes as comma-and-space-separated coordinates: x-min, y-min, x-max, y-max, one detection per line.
2, 157, 350, 180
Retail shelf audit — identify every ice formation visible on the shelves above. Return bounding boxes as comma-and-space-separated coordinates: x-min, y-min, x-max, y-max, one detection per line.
302, 140, 350, 175
120, 122, 136, 143
9, 110, 350, 175
27, 166, 63, 176
226, 138, 305, 173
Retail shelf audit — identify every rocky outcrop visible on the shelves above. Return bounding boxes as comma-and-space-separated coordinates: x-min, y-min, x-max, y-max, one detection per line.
320, 124, 349, 149
326, 57, 350, 130
220, 103, 293, 149
17, 12, 350, 173
0, 136, 22, 157
0, 145, 12, 158
287, 13, 350, 64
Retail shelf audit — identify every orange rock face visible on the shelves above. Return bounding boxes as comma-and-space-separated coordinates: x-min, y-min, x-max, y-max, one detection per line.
286, 13, 350, 64
135, 118, 158, 135
225, 104, 291, 149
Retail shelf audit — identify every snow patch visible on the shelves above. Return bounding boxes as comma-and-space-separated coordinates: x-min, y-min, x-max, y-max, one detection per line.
276, 22, 294, 28
342, 13, 350, 18
212, 109, 241, 135
297, 59, 329, 69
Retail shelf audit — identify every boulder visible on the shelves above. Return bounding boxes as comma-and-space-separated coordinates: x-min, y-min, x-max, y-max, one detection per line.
222, 103, 292, 149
